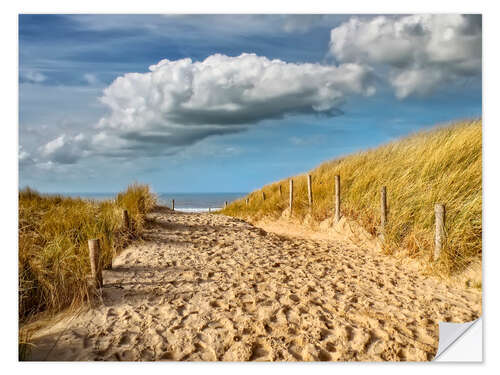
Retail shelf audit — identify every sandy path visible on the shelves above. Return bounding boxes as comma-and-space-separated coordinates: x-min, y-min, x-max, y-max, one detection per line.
30, 206, 481, 361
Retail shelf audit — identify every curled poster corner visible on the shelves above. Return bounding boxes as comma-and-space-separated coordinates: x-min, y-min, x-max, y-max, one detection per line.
434, 317, 482, 362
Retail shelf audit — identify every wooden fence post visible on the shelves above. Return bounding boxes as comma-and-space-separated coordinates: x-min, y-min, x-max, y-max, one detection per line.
122, 209, 130, 230
307, 174, 313, 208
225, 201, 228, 208
289, 179, 294, 216
334, 175, 341, 222
208, 207, 211, 213
434, 204, 446, 261
380, 186, 387, 229
88, 239, 103, 288
262, 191, 266, 201
246, 198, 249, 206
172, 199, 175, 211
279, 185, 282, 197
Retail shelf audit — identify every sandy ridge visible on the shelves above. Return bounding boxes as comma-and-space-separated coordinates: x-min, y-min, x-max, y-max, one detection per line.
30, 206, 481, 361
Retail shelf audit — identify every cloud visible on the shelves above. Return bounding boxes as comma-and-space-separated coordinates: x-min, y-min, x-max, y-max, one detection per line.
39, 134, 90, 164
20, 69, 47, 83
100, 53, 375, 129
19, 145, 35, 166
329, 14, 482, 98
93, 53, 374, 154
83, 73, 99, 85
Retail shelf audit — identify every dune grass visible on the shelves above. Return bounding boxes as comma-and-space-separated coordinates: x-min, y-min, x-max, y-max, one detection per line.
222, 119, 482, 277
18, 183, 157, 324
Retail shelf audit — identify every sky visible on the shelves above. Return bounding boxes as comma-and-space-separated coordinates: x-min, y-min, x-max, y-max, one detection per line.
18, 14, 482, 193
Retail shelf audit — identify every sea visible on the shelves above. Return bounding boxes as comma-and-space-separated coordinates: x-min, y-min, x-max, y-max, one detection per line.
60, 192, 248, 213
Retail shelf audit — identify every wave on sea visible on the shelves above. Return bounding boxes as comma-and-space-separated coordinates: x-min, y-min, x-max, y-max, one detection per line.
175, 207, 222, 213
158, 192, 246, 213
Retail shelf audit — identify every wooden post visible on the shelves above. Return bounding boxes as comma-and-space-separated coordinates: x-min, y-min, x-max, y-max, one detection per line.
434, 204, 446, 261
380, 186, 387, 229
122, 209, 130, 230
334, 175, 341, 222
289, 179, 294, 215
172, 199, 175, 211
307, 174, 313, 208
279, 185, 282, 197
224, 201, 228, 208
208, 207, 211, 213
262, 191, 266, 201
88, 239, 103, 288
246, 198, 249, 206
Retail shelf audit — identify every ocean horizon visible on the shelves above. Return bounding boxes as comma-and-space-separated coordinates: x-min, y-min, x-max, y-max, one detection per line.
54, 192, 248, 212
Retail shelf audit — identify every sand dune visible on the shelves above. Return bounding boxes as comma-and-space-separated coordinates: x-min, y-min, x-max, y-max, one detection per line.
30, 206, 481, 361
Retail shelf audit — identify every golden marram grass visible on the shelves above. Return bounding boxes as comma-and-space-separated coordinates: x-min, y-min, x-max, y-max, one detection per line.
18, 183, 157, 322
222, 119, 482, 278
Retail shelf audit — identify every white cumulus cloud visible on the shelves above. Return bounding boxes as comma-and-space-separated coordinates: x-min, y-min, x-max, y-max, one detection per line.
86, 53, 375, 158
99, 53, 375, 130
329, 14, 481, 98
30, 53, 376, 165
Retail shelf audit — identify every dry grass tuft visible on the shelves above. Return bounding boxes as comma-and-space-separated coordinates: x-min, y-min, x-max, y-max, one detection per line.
222, 119, 482, 277
18, 183, 156, 323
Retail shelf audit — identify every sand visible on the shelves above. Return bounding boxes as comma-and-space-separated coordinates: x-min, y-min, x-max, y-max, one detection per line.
29, 206, 482, 361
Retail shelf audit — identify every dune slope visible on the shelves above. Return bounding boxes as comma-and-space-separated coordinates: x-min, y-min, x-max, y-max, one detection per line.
222, 120, 482, 277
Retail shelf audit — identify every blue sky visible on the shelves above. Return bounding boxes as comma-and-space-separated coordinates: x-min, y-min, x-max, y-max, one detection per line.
19, 14, 482, 193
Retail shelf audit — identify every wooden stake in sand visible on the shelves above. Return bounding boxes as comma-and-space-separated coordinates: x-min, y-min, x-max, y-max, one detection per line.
172, 199, 175, 211
380, 186, 387, 229
335, 175, 341, 222
262, 191, 266, 201
246, 198, 249, 206
224, 201, 228, 208
289, 179, 294, 215
208, 207, 211, 213
307, 174, 313, 208
88, 239, 103, 288
122, 209, 130, 230
434, 204, 446, 261
279, 185, 282, 197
